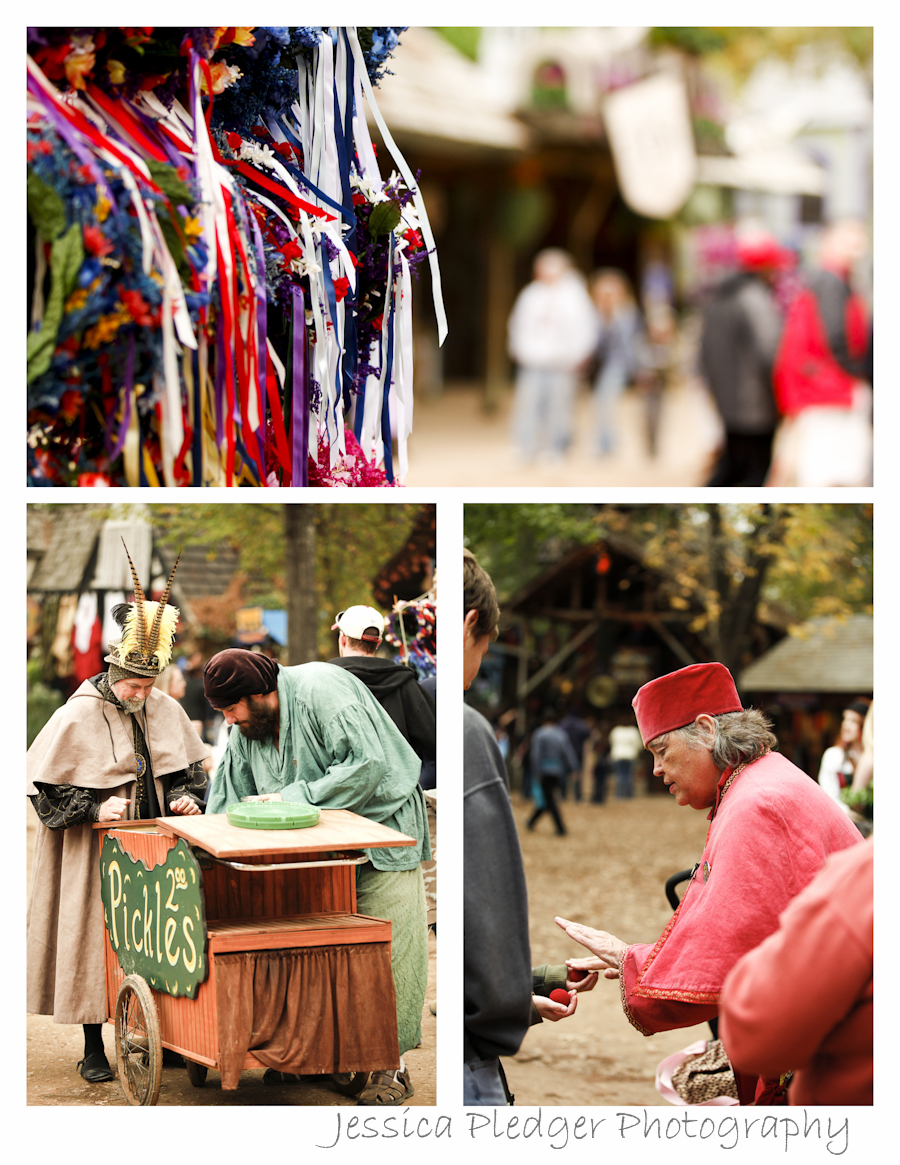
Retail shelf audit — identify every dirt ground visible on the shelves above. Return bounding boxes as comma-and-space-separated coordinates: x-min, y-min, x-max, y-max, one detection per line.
25, 807, 436, 1107
502, 786, 715, 1107
404, 378, 722, 487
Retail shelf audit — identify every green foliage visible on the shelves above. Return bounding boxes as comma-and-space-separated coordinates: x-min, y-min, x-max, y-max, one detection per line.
432, 27, 481, 61
27, 682, 63, 748
145, 159, 194, 208
27, 221, 85, 383
841, 783, 873, 820
367, 199, 403, 239
650, 27, 730, 56
650, 26, 873, 79
465, 503, 873, 667
27, 170, 67, 241
464, 503, 603, 601
148, 503, 424, 658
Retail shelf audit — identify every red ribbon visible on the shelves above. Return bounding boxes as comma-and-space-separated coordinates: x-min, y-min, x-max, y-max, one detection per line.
233, 161, 334, 220
84, 83, 168, 163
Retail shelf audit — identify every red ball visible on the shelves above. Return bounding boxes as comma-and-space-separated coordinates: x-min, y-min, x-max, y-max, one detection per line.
549, 989, 571, 1005
569, 968, 588, 982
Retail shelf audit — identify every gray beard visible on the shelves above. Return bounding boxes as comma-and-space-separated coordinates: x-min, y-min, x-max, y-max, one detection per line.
120, 696, 147, 714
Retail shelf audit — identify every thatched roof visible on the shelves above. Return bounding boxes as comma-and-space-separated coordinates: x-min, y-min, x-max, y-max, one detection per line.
27, 507, 105, 592
739, 615, 873, 693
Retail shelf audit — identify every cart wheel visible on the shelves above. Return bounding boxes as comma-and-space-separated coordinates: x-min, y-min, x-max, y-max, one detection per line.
185, 1060, 208, 1088
331, 1071, 370, 1097
114, 975, 162, 1106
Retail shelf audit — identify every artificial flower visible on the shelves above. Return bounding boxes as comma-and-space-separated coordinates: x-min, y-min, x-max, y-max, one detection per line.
64, 38, 96, 90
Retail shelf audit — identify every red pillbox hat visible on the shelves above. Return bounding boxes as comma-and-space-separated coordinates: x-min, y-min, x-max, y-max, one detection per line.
632, 663, 742, 745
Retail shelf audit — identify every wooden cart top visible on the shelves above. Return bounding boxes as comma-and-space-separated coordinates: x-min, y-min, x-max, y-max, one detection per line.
152, 808, 416, 858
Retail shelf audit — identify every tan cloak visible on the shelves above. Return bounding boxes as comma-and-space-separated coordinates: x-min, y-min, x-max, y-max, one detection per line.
27, 682, 209, 1024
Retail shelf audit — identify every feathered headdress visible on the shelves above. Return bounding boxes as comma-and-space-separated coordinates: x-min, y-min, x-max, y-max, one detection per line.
105, 540, 182, 677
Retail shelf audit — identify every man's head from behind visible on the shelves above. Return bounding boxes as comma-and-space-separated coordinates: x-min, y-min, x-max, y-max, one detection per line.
463, 548, 499, 690
332, 606, 385, 657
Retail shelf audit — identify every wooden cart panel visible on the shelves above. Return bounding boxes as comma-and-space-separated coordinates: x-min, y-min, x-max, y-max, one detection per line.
155, 809, 415, 858
105, 910, 393, 1067
100, 819, 401, 1077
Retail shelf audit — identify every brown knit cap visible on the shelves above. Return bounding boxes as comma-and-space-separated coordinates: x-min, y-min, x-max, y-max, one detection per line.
203, 649, 280, 709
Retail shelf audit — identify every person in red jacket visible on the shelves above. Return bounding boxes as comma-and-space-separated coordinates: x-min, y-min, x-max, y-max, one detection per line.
718, 838, 872, 1105
556, 662, 862, 1105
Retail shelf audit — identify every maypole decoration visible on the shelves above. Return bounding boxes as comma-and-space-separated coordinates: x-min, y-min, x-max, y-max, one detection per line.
385, 590, 437, 679
26, 27, 445, 487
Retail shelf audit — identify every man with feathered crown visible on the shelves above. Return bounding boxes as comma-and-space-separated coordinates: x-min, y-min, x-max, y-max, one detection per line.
27, 541, 209, 1086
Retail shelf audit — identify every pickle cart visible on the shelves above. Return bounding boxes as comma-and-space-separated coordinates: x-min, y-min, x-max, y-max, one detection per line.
97, 805, 414, 1105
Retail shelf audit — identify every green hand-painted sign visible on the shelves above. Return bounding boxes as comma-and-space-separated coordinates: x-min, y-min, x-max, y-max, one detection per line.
100, 834, 209, 999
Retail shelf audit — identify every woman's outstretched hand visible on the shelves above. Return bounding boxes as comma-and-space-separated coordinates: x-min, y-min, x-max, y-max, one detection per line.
555, 917, 628, 979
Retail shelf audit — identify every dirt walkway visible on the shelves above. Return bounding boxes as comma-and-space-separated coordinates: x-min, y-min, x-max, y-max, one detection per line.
404, 378, 722, 487
502, 790, 714, 1107
25, 808, 436, 1107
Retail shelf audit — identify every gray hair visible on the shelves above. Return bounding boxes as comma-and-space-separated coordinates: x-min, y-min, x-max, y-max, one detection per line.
651, 709, 776, 771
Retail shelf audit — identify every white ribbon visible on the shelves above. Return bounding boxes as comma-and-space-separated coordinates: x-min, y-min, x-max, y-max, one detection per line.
346, 27, 447, 345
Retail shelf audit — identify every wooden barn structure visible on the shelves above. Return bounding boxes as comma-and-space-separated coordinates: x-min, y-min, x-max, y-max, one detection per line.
467, 535, 788, 791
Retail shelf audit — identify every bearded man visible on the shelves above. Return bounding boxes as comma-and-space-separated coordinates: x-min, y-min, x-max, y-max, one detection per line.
556, 662, 861, 1105
27, 546, 208, 1084
203, 647, 431, 1106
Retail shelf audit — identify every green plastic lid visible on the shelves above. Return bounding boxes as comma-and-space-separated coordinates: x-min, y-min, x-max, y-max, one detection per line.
226, 801, 321, 830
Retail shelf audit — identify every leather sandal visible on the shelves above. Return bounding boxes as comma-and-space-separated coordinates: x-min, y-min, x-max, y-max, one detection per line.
356, 1068, 414, 1106
77, 1052, 113, 1082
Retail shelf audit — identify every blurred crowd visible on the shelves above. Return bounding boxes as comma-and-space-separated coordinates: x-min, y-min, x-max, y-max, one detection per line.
506, 219, 872, 486
494, 693, 873, 841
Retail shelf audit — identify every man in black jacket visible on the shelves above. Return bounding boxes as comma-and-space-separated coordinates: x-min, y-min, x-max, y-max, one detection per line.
327, 605, 436, 763
463, 549, 592, 1106
700, 231, 787, 486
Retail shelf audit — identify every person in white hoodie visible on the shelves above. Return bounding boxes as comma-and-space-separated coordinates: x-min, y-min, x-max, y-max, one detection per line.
507, 248, 598, 462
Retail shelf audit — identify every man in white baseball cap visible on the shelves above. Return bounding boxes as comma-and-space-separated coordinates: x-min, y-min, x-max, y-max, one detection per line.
328, 606, 435, 763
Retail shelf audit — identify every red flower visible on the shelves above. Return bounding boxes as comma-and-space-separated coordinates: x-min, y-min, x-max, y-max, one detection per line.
281, 240, 302, 263
352, 192, 367, 206
59, 389, 83, 421
333, 276, 351, 302
33, 44, 70, 81
83, 224, 113, 257
273, 142, 294, 159
139, 73, 171, 92
119, 288, 159, 327
225, 132, 243, 151
403, 229, 423, 250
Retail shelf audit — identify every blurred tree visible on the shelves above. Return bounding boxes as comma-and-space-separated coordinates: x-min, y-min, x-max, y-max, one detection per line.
650, 27, 873, 79
465, 503, 872, 672
432, 27, 481, 61
147, 503, 423, 663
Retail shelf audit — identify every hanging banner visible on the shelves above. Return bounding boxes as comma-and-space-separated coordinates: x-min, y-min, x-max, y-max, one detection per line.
604, 72, 697, 219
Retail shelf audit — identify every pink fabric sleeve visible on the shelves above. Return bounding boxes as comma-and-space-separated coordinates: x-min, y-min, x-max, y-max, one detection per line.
718, 850, 872, 1079
620, 944, 719, 1036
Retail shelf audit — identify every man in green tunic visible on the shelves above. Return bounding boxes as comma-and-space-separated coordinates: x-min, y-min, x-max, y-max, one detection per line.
204, 648, 431, 1106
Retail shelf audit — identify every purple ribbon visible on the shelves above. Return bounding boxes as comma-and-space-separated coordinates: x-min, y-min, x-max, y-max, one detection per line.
107, 332, 136, 462
27, 73, 120, 221
248, 214, 270, 481
214, 325, 226, 450
291, 285, 309, 488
